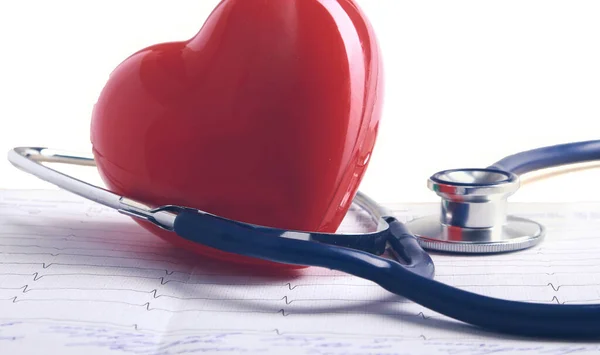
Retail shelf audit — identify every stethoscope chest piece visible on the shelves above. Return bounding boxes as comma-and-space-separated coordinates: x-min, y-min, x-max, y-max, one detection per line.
405, 168, 545, 253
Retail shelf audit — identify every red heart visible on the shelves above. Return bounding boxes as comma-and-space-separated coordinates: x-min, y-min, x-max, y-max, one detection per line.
90, 0, 383, 267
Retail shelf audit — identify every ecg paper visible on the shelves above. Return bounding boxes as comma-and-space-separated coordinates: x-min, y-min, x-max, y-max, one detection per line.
0, 190, 599, 354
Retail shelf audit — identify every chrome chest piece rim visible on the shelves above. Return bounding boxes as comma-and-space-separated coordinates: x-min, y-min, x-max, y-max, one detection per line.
405, 168, 545, 253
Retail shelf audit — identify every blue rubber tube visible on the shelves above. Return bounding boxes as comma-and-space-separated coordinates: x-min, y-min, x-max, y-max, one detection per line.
174, 210, 600, 339
490, 140, 600, 175
172, 140, 600, 339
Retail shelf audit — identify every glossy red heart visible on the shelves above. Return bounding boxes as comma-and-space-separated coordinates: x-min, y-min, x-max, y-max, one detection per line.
90, 0, 383, 267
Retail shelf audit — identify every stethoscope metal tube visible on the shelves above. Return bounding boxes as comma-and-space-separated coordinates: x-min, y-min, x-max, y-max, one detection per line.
7, 146, 435, 279
7, 147, 180, 231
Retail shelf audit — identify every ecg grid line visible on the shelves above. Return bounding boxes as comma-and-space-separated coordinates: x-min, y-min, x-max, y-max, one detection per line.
0, 189, 599, 355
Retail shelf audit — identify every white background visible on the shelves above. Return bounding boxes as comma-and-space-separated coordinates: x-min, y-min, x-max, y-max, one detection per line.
0, 0, 599, 203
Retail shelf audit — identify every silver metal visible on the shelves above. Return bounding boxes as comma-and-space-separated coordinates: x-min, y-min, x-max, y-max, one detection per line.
354, 190, 391, 231
6, 146, 390, 237
7, 147, 182, 230
405, 168, 545, 253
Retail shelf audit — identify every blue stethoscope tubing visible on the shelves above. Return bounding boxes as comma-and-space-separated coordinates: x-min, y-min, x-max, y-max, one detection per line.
173, 140, 600, 339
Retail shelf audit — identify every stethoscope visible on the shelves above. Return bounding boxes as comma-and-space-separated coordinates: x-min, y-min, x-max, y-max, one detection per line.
7, 141, 600, 339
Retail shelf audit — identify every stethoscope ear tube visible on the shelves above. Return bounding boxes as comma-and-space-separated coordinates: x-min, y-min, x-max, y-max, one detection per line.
173, 209, 600, 339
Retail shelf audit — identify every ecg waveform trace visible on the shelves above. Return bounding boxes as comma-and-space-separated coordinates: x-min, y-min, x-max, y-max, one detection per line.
0, 190, 599, 355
